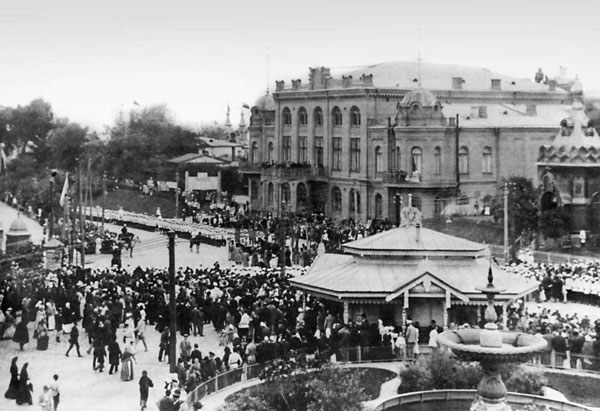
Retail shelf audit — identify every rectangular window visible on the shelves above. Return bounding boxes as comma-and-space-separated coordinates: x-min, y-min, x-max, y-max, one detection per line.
282, 136, 291, 162
314, 137, 324, 167
350, 138, 360, 172
298, 136, 307, 164
482, 153, 492, 174
332, 138, 342, 170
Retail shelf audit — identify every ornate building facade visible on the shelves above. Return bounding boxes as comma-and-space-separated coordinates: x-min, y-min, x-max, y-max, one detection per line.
242, 62, 581, 222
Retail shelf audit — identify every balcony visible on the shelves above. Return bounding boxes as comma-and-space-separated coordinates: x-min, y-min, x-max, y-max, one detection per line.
383, 171, 456, 188
263, 164, 328, 180
238, 161, 263, 174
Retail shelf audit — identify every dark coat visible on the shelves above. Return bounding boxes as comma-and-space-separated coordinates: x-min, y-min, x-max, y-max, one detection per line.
108, 341, 122, 365
13, 321, 29, 345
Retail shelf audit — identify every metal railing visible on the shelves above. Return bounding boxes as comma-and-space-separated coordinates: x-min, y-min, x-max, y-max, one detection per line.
184, 345, 600, 408
374, 390, 593, 411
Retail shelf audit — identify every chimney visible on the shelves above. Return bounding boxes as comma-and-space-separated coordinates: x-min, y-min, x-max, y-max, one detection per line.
526, 104, 537, 116
342, 75, 353, 88
478, 106, 488, 118
360, 74, 374, 87
292, 79, 301, 90
491, 79, 501, 90
275, 80, 285, 92
452, 77, 464, 90
548, 79, 557, 91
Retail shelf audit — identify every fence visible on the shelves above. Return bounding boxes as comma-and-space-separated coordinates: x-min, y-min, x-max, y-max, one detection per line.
488, 244, 599, 265
374, 390, 593, 411
184, 344, 600, 408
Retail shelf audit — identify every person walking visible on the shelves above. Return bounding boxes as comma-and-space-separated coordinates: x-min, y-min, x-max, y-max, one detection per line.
15, 363, 33, 405
93, 338, 107, 372
65, 322, 83, 357
38, 386, 53, 411
405, 321, 419, 360
4, 356, 19, 399
49, 375, 60, 411
108, 336, 122, 375
135, 317, 148, 352
121, 341, 137, 381
13, 317, 29, 351
138, 370, 154, 410
179, 334, 192, 363
158, 329, 169, 363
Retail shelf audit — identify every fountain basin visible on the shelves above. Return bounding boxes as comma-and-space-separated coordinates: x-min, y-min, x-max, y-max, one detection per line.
437, 329, 547, 363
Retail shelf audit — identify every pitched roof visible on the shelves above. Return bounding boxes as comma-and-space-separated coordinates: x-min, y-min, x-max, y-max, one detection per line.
343, 225, 487, 257
341, 61, 564, 93
290, 254, 537, 300
442, 103, 571, 128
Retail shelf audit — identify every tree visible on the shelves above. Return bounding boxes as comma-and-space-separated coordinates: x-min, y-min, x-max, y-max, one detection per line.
5, 99, 55, 163
47, 123, 89, 172
491, 177, 539, 244
539, 207, 570, 241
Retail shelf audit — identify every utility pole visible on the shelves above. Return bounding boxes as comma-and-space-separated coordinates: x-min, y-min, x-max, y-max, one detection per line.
79, 161, 85, 268
503, 182, 509, 263
87, 157, 92, 222
102, 172, 107, 229
175, 171, 180, 219
66, 196, 72, 264
167, 230, 177, 373
49, 170, 57, 240
455, 114, 460, 194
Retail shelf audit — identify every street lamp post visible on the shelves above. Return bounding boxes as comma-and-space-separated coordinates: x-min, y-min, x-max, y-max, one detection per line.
102, 172, 107, 229
49, 169, 57, 240
167, 230, 177, 373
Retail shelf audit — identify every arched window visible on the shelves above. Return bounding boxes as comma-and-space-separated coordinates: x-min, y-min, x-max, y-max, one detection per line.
375, 146, 384, 173
251, 142, 259, 164
375, 193, 383, 218
313, 107, 323, 126
250, 181, 258, 201
332, 106, 343, 126
297, 183, 307, 209
332, 186, 342, 211
482, 146, 492, 174
281, 183, 290, 204
434, 146, 442, 175
349, 188, 361, 213
298, 107, 308, 126
411, 147, 422, 173
282, 107, 292, 126
267, 183, 274, 204
350, 106, 361, 126
459, 146, 469, 174
267, 142, 274, 163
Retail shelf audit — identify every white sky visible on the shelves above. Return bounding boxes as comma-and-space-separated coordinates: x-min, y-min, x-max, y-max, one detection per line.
0, 0, 598, 132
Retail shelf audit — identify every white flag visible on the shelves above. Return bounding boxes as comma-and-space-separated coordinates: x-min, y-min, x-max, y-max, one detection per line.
59, 172, 69, 207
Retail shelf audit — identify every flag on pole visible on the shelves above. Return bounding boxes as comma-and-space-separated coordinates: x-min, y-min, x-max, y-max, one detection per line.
60, 172, 69, 207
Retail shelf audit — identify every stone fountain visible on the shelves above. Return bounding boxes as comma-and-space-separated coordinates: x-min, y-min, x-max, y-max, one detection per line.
437, 266, 548, 411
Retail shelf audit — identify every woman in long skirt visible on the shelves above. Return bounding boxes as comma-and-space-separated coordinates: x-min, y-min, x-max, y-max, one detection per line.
13, 319, 29, 351
15, 363, 33, 405
120, 342, 136, 381
4, 357, 19, 399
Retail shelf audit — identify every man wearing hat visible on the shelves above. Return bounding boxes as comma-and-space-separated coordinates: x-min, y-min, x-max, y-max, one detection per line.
172, 389, 184, 410
179, 334, 192, 363
156, 390, 173, 411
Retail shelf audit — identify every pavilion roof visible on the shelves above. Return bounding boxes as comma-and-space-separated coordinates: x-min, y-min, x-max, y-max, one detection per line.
290, 253, 537, 302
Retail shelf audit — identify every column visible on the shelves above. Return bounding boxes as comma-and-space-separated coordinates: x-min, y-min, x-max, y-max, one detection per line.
444, 290, 451, 329
402, 291, 409, 325
343, 301, 349, 324
501, 302, 508, 329
476, 305, 482, 326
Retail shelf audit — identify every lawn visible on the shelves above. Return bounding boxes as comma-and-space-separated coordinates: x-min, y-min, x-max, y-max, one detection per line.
224, 367, 397, 404
98, 188, 177, 218
543, 371, 600, 407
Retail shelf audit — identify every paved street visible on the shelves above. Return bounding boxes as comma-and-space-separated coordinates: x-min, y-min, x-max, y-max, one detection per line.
0, 213, 232, 411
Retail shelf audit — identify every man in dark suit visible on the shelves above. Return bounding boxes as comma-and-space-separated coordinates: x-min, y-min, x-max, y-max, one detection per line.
65, 322, 83, 357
